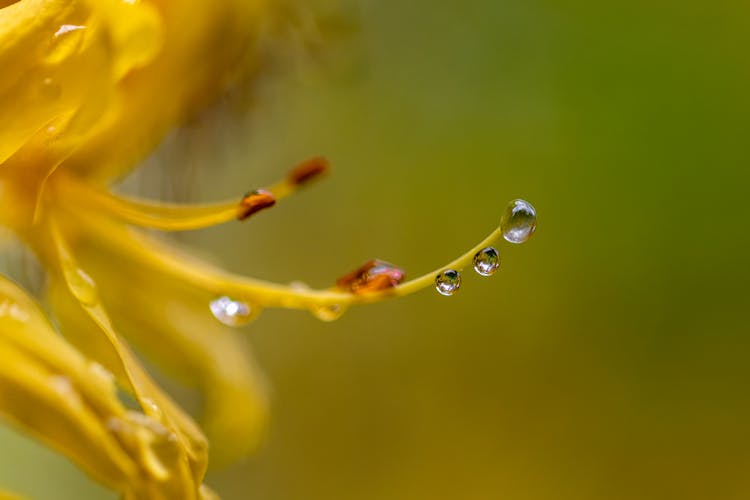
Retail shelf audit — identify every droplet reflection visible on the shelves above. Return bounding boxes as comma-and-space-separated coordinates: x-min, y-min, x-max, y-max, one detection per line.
209, 296, 254, 327
501, 199, 537, 244
312, 303, 346, 322
435, 270, 462, 296
473, 247, 500, 276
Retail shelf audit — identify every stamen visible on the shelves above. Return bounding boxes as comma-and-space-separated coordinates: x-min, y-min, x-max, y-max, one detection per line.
237, 190, 276, 221
288, 156, 330, 187
56, 156, 330, 231
335, 259, 405, 294
67, 171, 536, 321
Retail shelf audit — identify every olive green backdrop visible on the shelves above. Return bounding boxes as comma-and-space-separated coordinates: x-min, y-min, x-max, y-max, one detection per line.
1, 0, 748, 498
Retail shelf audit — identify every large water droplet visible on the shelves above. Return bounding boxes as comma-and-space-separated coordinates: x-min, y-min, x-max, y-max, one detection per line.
312, 303, 346, 322
209, 296, 254, 327
473, 247, 500, 276
501, 199, 537, 244
435, 270, 462, 296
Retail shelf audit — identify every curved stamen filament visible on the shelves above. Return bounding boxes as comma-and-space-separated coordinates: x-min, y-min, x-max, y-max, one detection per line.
78, 208, 505, 313
182, 221, 503, 307
57, 157, 330, 231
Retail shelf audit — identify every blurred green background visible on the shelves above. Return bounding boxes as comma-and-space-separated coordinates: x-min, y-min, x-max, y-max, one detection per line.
2, 0, 749, 498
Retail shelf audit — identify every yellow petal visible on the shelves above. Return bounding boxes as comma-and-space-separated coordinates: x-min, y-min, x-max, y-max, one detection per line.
0, 490, 27, 500
43, 219, 214, 488
0, 274, 134, 492
64, 0, 276, 182
50, 213, 269, 464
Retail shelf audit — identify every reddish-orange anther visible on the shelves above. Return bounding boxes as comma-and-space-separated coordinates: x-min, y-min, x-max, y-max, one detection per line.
288, 157, 330, 186
237, 189, 276, 221
336, 259, 406, 294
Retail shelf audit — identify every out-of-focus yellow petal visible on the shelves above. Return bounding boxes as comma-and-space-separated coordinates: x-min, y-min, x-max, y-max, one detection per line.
0, 274, 136, 488
0, 490, 26, 500
64, 0, 275, 182
44, 222, 209, 484
0, 0, 163, 181
47, 279, 208, 498
0, 273, 207, 498
49, 213, 269, 465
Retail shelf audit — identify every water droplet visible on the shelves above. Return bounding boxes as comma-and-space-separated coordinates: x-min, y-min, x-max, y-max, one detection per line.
336, 259, 405, 294
501, 199, 537, 244
40, 77, 62, 100
209, 296, 255, 327
67, 267, 99, 306
0, 299, 30, 322
312, 303, 346, 322
473, 247, 501, 276
89, 362, 115, 384
46, 24, 87, 65
49, 375, 74, 396
141, 397, 162, 418
435, 270, 462, 296
289, 281, 310, 291
54, 24, 87, 38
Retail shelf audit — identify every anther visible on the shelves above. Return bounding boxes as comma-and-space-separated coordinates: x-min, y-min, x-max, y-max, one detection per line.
237, 190, 276, 221
336, 259, 406, 294
287, 157, 330, 187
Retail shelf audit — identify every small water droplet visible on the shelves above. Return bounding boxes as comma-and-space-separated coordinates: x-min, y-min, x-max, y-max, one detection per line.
473, 247, 500, 276
209, 296, 255, 327
435, 270, 462, 296
67, 268, 99, 306
46, 24, 87, 65
40, 77, 62, 100
141, 397, 162, 418
312, 303, 346, 322
289, 281, 309, 291
54, 24, 87, 38
0, 299, 30, 322
501, 199, 537, 244
89, 362, 114, 384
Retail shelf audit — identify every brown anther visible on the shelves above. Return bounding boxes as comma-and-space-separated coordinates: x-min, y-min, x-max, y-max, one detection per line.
237, 189, 276, 221
336, 259, 406, 294
288, 157, 330, 186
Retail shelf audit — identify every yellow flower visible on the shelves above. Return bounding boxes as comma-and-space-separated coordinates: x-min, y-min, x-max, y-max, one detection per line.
0, 0, 536, 498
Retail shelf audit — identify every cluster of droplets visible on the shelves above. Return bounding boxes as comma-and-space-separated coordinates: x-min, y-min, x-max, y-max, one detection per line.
434, 199, 536, 296
209, 198, 536, 325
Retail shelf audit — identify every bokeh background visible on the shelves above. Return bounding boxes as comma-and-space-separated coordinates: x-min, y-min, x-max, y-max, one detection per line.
1, 0, 749, 498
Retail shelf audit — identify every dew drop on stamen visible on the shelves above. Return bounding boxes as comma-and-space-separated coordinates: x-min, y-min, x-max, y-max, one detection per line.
501, 199, 537, 244
435, 270, 462, 296
473, 247, 500, 276
209, 296, 254, 327
312, 303, 346, 322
